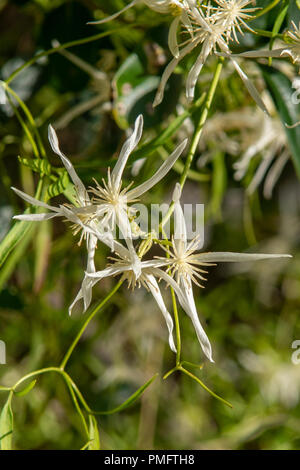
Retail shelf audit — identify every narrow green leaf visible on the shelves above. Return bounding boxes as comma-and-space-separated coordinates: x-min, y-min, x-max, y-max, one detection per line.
46, 171, 71, 199
87, 416, 100, 450
93, 373, 158, 415
14, 380, 37, 398
0, 395, 13, 450
259, 65, 300, 179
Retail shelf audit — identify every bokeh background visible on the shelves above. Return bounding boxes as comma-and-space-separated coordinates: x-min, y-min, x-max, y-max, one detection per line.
0, 0, 300, 450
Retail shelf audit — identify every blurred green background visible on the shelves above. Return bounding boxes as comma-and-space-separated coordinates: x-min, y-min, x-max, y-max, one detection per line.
0, 0, 300, 450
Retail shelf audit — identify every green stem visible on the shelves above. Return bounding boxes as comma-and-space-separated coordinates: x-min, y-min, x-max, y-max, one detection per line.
60, 280, 123, 370
160, 58, 224, 229
5, 27, 134, 85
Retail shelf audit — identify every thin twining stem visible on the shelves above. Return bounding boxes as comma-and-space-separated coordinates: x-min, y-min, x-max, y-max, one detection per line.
160, 57, 224, 230
250, 0, 281, 21
60, 279, 124, 370
7, 367, 90, 438
2, 82, 46, 159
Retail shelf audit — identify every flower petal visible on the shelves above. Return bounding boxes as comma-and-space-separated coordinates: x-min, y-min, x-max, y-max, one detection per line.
12, 187, 57, 212
186, 41, 212, 100
195, 252, 292, 263
127, 139, 187, 199
220, 48, 288, 59
144, 274, 177, 353
180, 278, 214, 362
13, 213, 59, 221
111, 114, 144, 189
153, 40, 197, 107
168, 16, 181, 58
230, 59, 269, 115
172, 183, 187, 253
87, 0, 138, 25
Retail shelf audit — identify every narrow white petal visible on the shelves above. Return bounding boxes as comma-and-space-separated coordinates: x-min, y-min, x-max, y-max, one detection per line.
48, 124, 87, 203
111, 114, 144, 189
87, 0, 138, 24
114, 206, 140, 271
221, 48, 287, 59
180, 278, 214, 362
168, 16, 181, 58
127, 139, 187, 199
12, 187, 57, 211
195, 252, 292, 263
87, 264, 130, 280
172, 182, 181, 203
186, 41, 211, 100
13, 213, 59, 221
263, 150, 290, 199
69, 286, 85, 316
246, 151, 275, 196
144, 274, 176, 353
230, 59, 269, 115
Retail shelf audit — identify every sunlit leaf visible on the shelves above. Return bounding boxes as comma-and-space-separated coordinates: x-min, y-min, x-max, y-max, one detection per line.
14, 380, 37, 398
259, 65, 300, 178
94, 374, 158, 415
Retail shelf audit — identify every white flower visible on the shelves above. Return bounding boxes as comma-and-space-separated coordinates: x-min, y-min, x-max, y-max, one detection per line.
212, 0, 257, 42
155, 183, 292, 362
12, 125, 108, 244
88, 114, 187, 256
153, 1, 269, 114
87, 0, 194, 25
82, 241, 178, 353
13, 116, 187, 316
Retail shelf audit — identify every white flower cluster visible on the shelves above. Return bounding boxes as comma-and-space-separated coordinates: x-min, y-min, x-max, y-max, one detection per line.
12, 115, 291, 362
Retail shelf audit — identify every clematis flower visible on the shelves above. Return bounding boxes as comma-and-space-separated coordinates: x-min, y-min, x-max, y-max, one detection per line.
12, 125, 115, 312
88, 114, 187, 255
155, 183, 292, 362
154, 0, 268, 114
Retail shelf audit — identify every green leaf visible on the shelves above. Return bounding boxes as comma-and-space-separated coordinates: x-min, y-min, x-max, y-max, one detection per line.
87, 416, 100, 450
259, 65, 300, 179
113, 53, 181, 130
0, 395, 13, 450
46, 171, 71, 199
14, 380, 37, 398
94, 373, 158, 415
